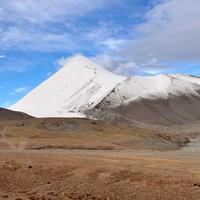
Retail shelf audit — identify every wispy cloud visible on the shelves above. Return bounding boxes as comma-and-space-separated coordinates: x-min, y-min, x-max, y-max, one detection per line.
90, 0, 200, 75
101, 38, 129, 51
56, 56, 72, 70
0, 58, 35, 73
0, 0, 108, 24
92, 54, 140, 76
1, 0, 200, 76
122, 0, 200, 66
0, 0, 122, 53
9, 86, 29, 95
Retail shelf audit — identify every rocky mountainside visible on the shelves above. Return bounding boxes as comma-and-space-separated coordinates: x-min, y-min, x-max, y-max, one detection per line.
87, 74, 200, 125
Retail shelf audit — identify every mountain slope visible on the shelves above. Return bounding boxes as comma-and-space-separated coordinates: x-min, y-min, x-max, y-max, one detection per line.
10, 55, 125, 117
93, 74, 200, 108
171, 74, 200, 85
0, 108, 33, 121
87, 74, 200, 125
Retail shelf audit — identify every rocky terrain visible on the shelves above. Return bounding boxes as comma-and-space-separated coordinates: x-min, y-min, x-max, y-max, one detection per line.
1, 108, 200, 199
0, 108, 189, 151
1, 142, 200, 200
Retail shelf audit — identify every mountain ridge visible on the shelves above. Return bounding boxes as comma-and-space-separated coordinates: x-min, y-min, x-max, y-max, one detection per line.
9, 55, 200, 125
9, 55, 125, 117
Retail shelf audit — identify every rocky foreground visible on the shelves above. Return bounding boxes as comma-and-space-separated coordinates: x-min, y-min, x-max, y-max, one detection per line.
1, 147, 200, 200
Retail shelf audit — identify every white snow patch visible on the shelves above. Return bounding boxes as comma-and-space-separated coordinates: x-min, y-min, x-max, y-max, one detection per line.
171, 74, 200, 85
101, 74, 200, 107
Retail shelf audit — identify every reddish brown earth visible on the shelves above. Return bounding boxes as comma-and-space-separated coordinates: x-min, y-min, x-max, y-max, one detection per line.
0, 148, 200, 200
0, 108, 199, 200
0, 117, 189, 151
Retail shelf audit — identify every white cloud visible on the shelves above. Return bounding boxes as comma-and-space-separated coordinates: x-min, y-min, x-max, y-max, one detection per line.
0, 1, 126, 54
92, 54, 114, 70
123, 0, 200, 65
15, 86, 28, 93
0, 1, 116, 52
101, 38, 129, 51
10, 86, 28, 95
0, 58, 35, 73
92, 54, 140, 76
0, 0, 107, 24
91, 0, 200, 75
0, 27, 78, 52
47, 71, 53, 77
0, 55, 5, 58
1, 0, 199, 75
56, 55, 77, 70
91, 53, 179, 76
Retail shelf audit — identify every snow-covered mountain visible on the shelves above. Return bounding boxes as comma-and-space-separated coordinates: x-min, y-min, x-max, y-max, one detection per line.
10, 55, 200, 125
88, 74, 200, 125
10, 55, 125, 117
94, 74, 200, 108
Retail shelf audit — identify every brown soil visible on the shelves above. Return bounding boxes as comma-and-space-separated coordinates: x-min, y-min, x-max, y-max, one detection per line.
0, 148, 200, 200
0, 114, 198, 200
0, 118, 188, 151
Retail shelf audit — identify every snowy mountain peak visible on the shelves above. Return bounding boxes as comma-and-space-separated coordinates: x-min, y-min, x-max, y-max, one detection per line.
61, 54, 108, 73
9, 55, 200, 119
10, 55, 125, 117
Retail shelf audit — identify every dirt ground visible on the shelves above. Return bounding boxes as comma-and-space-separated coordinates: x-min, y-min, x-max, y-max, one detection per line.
1, 144, 200, 200
0, 117, 199, 200
0, 118, 189, 152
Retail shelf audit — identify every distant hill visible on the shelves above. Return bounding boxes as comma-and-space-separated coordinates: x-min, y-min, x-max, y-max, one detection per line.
0, 108, 33, 121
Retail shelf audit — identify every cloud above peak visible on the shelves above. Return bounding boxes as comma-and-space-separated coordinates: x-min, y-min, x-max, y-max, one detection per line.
0, 0, 200, 76
1, 0, 108, 24
123, 0, 200, 66
0, 0, 124, 53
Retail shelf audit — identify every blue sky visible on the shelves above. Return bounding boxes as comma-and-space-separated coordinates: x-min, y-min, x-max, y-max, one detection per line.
0, 0, 200, 107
